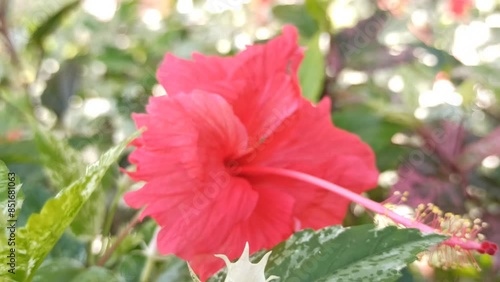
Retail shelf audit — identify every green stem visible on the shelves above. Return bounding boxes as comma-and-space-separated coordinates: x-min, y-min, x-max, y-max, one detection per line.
97, 210, 142, 266
102, 179, 127, 236
140, 226, 160, 282
87, 241, 96, 267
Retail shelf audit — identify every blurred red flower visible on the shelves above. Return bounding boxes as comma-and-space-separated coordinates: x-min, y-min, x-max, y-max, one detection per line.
124, 26, 378, 280
449, 0, 473, 18
3, 129, 23, 143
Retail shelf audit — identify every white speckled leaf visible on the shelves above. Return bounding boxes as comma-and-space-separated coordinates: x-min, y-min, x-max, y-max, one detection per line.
0, 131, 140, 282
188, 262, 202, 282
210, 225, 445, 282
0, 160, 24, 281
0, 160, 24, 228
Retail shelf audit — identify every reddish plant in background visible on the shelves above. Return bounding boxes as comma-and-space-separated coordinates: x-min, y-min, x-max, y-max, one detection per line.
392, 121, 500, 268
123, 26, 378, 280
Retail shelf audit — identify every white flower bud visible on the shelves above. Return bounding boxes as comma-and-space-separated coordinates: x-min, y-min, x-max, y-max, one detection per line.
215, 242, 279, 282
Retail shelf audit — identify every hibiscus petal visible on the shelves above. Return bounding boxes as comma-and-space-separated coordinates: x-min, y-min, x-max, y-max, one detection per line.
167, 91, 249, 159
156, 53, 238, 100
156, 176, 259, 258
188, 187, 295, 281
156, 25, 303, 108
125, 171, 259, 278
124, 91, 262, 279
231, 73, 301, 150
226, 25, 303, 145
245, 97, 379, 228
127, 92, 249, 182
233, 25, 303, 85
245, 174, 350, 230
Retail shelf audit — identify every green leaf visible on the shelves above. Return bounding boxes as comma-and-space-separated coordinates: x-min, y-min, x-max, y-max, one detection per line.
31, 122, 104, 236
70, 266, 122, 282
154, 258, 192, 282
396, 267, 416, 282
13, 164, 50, 226
32, 259, 84, 282
46, 232, 87, 263
0, 131, 140, 281
29, 1, 80, 47
0, 160, 24, 272
97, 47, 137, 75
299, 33, 325, 102
0, 141, 39, 164
210, 225, 446, 282
272, 5, 319, 38
115, 254, 145, 282
271, 225, 445, 282
0, 161, 24, 227
32, 125, 83, 191
305, 0, 331, 31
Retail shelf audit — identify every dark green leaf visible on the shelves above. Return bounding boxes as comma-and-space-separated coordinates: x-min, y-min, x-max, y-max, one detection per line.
70, 266, 122, 282
47, 232, 87, 263
115, 254, 145, 282
12, 164, 51, 226
32, 259, 84, 282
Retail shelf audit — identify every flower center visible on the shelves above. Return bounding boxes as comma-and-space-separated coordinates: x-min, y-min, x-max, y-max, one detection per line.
224, 159, 241, 174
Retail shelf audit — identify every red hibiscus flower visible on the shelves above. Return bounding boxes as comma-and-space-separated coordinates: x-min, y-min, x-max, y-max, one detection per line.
124, 25, 379, 281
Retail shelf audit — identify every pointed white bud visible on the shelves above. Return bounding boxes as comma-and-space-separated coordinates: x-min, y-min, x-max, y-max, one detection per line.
215, 242, 279, 282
